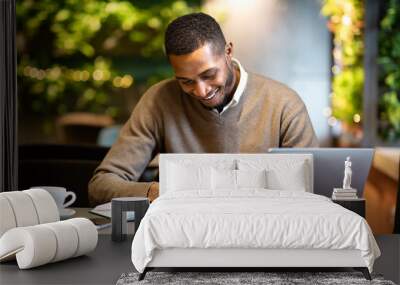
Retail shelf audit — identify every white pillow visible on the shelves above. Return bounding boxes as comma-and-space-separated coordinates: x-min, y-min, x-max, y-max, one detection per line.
236, 169, 267, 188
266, 162, 306, 191
212, 169, 236, 190
237, 159, 309, 192
211, 169, 267, 191
166, 162, 212, 191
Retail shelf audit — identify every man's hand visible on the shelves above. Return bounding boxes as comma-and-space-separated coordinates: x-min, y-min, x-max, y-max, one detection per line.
147, 182, 159, 202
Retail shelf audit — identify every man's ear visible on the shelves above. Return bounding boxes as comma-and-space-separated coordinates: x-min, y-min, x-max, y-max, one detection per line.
225, 42, 233, 59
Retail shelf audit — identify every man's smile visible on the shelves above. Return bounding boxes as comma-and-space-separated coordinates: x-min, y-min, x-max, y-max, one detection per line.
203, 87, 220, 101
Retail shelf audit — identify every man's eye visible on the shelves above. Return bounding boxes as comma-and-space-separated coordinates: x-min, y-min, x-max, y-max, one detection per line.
202, 74, 216, 80
182, 80, 194, 85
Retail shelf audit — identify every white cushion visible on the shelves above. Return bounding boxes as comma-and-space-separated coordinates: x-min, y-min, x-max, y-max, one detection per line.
238, 159, 309, 192
211, 169, 267, 191
236, 169, 267, 188
266, 165, 306, 191
0, 196, 17, 237
1, 191, 39, 227
42, 222, 78, 262
66, 218, 98, 257
159, 154, 312, 194
0, 189, 60, 239
166, 162, 212, 191
0, 218, 97, 269
0, 226, 57, 269
212, 169, 236, 190
23, 189, 60, 224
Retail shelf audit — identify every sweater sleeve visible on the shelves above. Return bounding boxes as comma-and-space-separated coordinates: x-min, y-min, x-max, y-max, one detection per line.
279, 94, 319, 148
88, 87, 162, 205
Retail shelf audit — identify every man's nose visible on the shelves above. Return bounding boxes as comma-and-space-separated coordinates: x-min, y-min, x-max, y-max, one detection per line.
193, 81, 211, 99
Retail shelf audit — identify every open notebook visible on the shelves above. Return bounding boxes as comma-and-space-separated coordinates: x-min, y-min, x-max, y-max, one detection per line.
89, 202, 135, 221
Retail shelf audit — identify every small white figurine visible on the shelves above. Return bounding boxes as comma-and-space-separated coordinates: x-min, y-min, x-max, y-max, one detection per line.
343, 156, 352, 189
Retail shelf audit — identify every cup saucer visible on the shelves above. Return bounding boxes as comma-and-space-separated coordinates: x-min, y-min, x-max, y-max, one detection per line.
59, 208, 76, 220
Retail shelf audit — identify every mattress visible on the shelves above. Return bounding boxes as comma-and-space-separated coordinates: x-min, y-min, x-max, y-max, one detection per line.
131, 190, 380, 273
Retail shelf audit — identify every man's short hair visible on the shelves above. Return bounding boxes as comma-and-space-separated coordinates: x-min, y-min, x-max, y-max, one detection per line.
164, 12, 226, 56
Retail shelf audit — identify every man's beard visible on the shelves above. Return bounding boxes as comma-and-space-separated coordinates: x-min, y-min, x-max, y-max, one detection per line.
213, 63, 235, 111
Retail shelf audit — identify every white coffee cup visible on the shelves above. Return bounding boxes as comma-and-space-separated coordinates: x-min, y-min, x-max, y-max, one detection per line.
32, 186, 76, 209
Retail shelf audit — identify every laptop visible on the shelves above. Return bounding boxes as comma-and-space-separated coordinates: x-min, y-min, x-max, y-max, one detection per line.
268, 148, 374, 198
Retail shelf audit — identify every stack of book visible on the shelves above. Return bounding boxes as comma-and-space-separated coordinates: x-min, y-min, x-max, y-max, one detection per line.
332, 188, 358, 200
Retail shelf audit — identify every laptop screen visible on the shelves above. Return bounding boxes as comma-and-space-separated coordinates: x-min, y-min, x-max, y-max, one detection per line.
268, 148, 374, 198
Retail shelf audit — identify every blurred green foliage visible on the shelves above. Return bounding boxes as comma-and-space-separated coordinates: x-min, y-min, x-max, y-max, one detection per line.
17, 0, 201, 120
321, 0, 364, 126
331, 67, 363, 123
378, 0, 400, 141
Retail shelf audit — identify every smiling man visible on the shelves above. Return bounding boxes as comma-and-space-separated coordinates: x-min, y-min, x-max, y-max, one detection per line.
89, 13, 318, 204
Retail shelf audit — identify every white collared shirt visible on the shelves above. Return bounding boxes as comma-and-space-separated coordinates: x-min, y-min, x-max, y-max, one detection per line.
213, 58, 248, 114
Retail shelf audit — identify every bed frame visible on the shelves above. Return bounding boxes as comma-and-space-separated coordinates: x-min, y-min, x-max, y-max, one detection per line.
139, 248, 371, 280
138, 154, 372, 281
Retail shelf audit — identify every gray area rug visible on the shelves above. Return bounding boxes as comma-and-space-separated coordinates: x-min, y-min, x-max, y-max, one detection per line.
116, 272, 396, 285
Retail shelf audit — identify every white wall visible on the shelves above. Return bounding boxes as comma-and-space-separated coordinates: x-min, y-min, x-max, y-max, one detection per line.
206, 0, 331, 145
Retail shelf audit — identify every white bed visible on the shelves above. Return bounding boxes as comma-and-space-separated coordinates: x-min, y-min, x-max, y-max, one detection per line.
131, 154, 380, 280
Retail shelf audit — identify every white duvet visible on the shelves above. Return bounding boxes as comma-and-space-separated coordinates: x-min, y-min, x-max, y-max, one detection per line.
131, 190, 380, 273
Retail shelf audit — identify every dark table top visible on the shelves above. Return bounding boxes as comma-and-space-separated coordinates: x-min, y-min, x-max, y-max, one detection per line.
1, 234, 399, 285
0, 235, 133, 285
373, 234, 400, 284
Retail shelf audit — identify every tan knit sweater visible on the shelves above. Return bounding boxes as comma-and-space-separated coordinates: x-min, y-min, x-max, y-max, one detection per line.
88, 72, 318, 204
